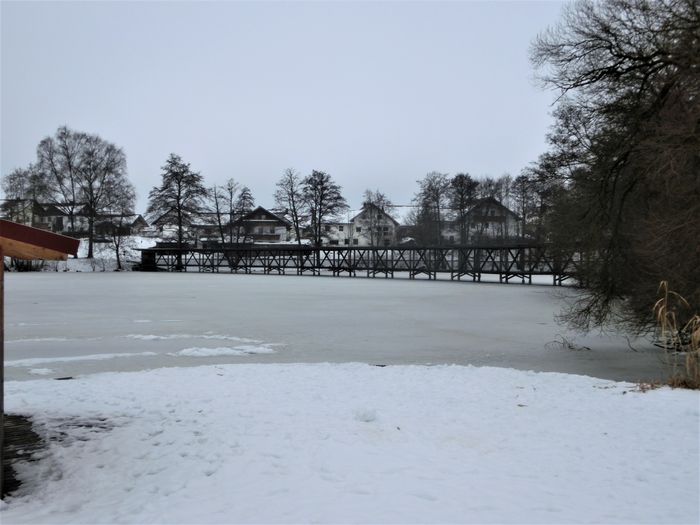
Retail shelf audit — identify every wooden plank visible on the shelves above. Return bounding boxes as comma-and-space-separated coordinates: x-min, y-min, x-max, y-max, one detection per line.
1, 243, 4, 497
0, 237, 69, 261
0, 220, 79, 258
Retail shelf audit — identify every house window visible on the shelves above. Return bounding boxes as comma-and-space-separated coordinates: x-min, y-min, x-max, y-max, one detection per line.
490, 210, 496, 217
343, 239, 349, 245
353, 238, 359, 245
269, 227, 275, 234
356, 227, 362, 233
383, 226, 389, 232
329, 240, 339, 245
339, 225, 344, 232
325, 225, 331, 232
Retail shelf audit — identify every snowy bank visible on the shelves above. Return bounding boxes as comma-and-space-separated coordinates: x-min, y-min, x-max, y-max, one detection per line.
3, 363, 698, 524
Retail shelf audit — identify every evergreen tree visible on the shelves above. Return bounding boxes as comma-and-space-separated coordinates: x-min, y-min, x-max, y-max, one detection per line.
147, 154, 207, 250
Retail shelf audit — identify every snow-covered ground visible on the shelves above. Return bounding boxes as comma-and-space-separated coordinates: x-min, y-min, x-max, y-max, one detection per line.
4, 364, 699, 523
33, 235, 157, 272
3, 272, 698, 523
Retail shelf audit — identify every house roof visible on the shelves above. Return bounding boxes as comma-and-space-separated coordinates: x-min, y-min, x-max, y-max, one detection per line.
466, 197, 520, 220
36, 202, 69, 217
232, 206, 292, 227
350, 203, 400, 226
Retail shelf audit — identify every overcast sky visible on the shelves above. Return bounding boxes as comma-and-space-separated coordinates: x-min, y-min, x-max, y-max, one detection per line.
2, 1, 565, 214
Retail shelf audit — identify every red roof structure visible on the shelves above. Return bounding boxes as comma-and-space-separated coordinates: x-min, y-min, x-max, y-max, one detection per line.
0, 219, 79, 260
1, 220, 80, 496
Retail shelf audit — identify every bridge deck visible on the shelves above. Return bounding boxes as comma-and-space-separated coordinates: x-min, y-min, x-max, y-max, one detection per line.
138, 245, 585, 286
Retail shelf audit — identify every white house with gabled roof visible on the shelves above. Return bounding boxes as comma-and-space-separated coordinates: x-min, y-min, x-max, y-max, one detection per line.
322, 203, 400, 247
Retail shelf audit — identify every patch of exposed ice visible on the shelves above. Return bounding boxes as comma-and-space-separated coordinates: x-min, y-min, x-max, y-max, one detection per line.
7, 337, 68, 343
170, 346, 276, 357
6, 352, 158, 367
28, 368, 54, 376
125, 333, 262, 343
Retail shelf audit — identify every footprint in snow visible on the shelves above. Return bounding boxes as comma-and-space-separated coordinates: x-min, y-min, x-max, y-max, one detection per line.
354, 409, 377, 423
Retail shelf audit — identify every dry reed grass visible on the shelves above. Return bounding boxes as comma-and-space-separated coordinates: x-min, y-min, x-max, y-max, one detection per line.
653, 281, 700, 389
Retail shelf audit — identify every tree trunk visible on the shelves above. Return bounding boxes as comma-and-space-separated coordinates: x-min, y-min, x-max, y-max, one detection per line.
87, 216, 94, 259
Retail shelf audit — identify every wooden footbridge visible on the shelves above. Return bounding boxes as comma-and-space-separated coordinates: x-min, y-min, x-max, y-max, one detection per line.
137, 244, 585, 285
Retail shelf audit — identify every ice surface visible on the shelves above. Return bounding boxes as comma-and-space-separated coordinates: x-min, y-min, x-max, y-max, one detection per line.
4, 272, 669, 382
6, 352, 158, 367
171, 345, 275, 357
27, 368, 54, 376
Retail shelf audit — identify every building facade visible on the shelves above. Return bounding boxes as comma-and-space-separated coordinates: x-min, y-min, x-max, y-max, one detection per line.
322, 204, 400, 246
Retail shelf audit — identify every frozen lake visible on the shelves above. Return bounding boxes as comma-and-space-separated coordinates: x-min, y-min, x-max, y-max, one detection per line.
5, 272, 667, 381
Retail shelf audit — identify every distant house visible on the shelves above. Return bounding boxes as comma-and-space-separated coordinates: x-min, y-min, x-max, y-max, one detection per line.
0, 200, 69, 232
94, 214, 150, 238
0, 199, 148, 237
193, 206, 293, 244
231, 206, 292, 243
150, 210, 189, 231
0, 199, 36, 226
442, 197, 522, 244
322, 204, 400, 247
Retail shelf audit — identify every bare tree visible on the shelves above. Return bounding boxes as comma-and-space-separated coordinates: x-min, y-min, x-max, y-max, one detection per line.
104, 180, 136, 271
77, 133, 129, 258
1, 165, 49, 223
207, 184, 229, 245
449, 173, 479, 244
413, 172, 450, 245
222, 179, 240, 243
36, 126, 87, 232
302, 170, 348, 247
361, 189, 394, 246
1, 164, 49, 201
532, 0, 700, 329
206, 179, 253, 244
274, 168, 305, 246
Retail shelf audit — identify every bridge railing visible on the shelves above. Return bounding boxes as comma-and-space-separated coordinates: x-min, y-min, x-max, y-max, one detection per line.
138, 244, 586, 285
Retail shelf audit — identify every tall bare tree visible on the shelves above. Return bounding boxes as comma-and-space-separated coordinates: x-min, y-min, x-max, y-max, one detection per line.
207, 184, 229, 245
413, 172, 450, 245
274, 168, 305, 246
449, 173, 479, 244
36, 126, 88, 231
1, 165, 50, 223
302, 170, 348, 247
361, 189, 394, 246
532, 0, 700, 329
104, 179, 136, 271
77, 133, 129, 258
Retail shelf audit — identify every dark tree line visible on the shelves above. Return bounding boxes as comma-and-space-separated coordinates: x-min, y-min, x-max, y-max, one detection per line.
409, 170, 556, 245
531, 0, 700, 329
